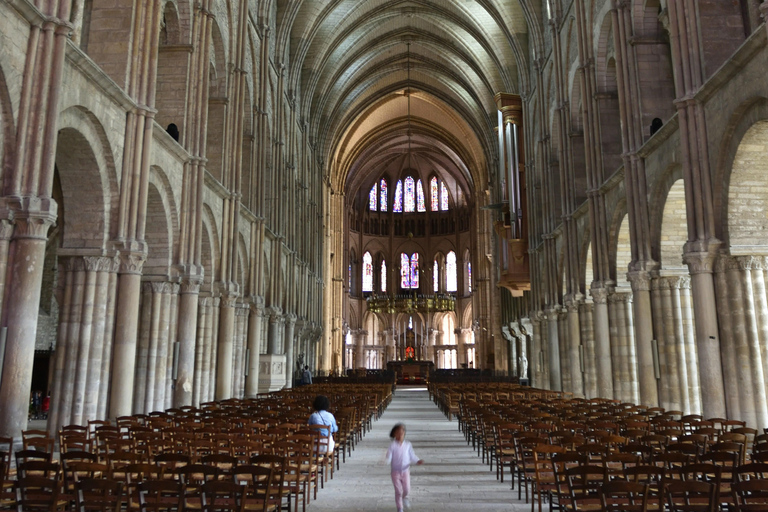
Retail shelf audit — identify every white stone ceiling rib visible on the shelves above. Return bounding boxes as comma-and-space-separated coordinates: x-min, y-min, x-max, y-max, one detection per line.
276, 0, 535, 200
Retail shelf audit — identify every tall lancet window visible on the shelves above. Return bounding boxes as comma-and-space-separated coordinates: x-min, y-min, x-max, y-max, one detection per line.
369, 184, 377, 210
362, 252, 373, 292
380, 260, 387, 292
433, 259, 439, 292
430, 177, 439, 211
380, 179, 388, 211
467, 261, 472, 293
393, 180, 403, 212
400, 253, 419, 289
404, 176, 415, 212
440, 181, 449, 211
417, 179, 426, 212
446, 251, 457, 292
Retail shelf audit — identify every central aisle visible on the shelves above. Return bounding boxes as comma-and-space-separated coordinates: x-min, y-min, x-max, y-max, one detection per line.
310, 387, 529, 512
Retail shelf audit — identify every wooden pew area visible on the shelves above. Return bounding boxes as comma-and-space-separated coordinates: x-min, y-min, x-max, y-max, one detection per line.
431, 382, 768, 511
0, 383, 391, 512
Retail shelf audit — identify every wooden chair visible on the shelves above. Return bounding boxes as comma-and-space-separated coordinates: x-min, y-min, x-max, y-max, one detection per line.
599, 481, 649, 512
138, 479, 184, 512
232, 465, 281, 512
565, 464, 608, 511
624, 465, 664, 511
199, 480, 246, 512
662, 480, 716, 512
732, 478, 768, 511
15, 476, 68, 512
75, 478, 125, 512
531, 444, 564, 512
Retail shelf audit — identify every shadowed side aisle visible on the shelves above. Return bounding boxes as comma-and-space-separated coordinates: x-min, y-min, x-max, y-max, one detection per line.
309, 387, 529, 512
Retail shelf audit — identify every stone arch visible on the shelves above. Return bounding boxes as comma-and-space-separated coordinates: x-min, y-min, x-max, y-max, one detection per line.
461, 301, 473, 330
569, 74, 588, 204
55, 107, 119, 245
631, 0, 676, 136
156, 0, 190, 135
648, 165, 688, 271
143, 175, 175, 277
583, 240, 594, 296
262, 246, 272, 305
714, 98, 768, 245
0, 63, 15, 194
201, 206, 220, 293
595, 13, 623, 178
237, 234, 249, 294
206, 19, 229, 183
608, 201, 631, 287
725, 120, 768, 254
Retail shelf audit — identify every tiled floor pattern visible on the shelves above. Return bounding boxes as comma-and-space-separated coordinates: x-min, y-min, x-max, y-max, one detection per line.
309, 387, 531, 512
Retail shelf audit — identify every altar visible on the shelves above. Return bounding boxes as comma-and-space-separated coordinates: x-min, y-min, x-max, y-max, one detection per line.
386, 359, 434, 385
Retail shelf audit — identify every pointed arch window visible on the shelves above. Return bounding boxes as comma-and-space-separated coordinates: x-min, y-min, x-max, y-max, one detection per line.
433, 259, 439, 292
441, 181, 449, 211
393, 180, 403, 212
380, 179, 388, 211
369, 184, 377, 211
380, 259, 387, 292
446, 251, 457, 292
404, 176, 416, 212
417, 179, 426, 212
348, 264, 352, 291
362, 252, 373, 292
400, 252, 419, 289
467, 261, 472, 293
430, 177, 439, 211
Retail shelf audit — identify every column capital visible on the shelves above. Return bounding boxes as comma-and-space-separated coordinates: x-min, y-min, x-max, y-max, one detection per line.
65, 255, 120, 273
285, 313, 297, 326
219, 292, 238, 308
5, 196, 57, 240
590, 286, 610, 304
683, 240, 721, 274
627, 270, 653, 291
608, 290, 633, 304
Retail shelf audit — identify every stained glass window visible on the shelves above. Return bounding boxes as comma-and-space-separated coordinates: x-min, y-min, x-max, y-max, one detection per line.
348, 264, 352, 291
369, 185, 377, 211
393, 181, 403, 212
430, 177, 439, 211
409, 317, 413, 330
380, 179, 388, 211
417, 179, 425, 212
400, 253, 420, 288
433, 259, 439, 292
467, 261, 472, 293
410, 253, 419, 288
404, 176, 415, 212
446, 251, 457, 292
362, 252, 373, 292
381, 260, 387, 292
441, 181, 449, 211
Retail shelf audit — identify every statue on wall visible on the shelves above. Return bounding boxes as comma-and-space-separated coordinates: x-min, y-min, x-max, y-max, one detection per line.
518, 354, 528, 380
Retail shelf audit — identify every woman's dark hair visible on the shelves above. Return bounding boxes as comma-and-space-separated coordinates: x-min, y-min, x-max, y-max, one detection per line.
390, 423, 405, 439
313, 395, 330, 411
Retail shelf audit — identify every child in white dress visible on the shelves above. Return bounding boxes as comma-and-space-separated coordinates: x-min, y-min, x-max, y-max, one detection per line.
386, 423, 423, 512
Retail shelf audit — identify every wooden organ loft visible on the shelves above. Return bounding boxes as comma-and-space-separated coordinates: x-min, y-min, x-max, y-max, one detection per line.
494, 93, 530, 297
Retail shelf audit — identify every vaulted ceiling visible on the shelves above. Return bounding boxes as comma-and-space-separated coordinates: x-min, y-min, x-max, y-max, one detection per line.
275, 0, 541, 201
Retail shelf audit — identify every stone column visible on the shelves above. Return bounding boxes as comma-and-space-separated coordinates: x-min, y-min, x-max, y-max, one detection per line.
245, 297, 264, 398
284, 314, 297, 388
565, 301, 584, 397
530, 313, 542, 388
232, 304, 249, 397
47, 255, 118, 435
193, 296, 210, 406
267, 307, 282, 355
608, 291, 638, 403
354, 329, 366, 369
207, 297, 220, 403
715, 256, 768, 430
683, 249, 727, 419
556, 309, 569, 392
628, 271, 659, 407
109, 249, 146, 420
590, 286, 615, 399
428, 329, 437, 363
215, 293, 237, 400
174, 272, 202, 407
579, 302, 597, 398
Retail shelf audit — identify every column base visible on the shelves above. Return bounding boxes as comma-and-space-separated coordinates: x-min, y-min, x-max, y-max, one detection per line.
258, 354, 287, 393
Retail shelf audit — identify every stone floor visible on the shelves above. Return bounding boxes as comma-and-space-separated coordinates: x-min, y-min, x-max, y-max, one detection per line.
309, 386, 530, 512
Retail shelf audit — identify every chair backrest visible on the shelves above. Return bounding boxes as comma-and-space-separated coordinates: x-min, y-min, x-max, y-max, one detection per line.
76, 478, 125, 512
733, 478, 768, 510
599, 481, 649, 512
199, 480, 245, 512
15, 475, 67, 512
663, 479, 716, 512
138, 479, 183, 512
